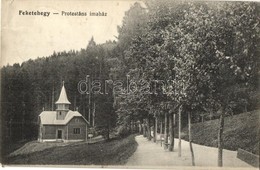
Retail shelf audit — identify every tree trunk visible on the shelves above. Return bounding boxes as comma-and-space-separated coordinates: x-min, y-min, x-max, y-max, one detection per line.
160, 117, 163, 147
218, 112, 225, 167
131, 120, 134, 134
139, 122, 142, 134
168, 112, 174, 151
245, 105, 247, 113
9, 119, 12, 139
21, 117, 25, 140
174, 114, 176, 128
106, 123, 110, 141
143, 123, 146, 137
147, 118, 151, 140
164, 113, 169, 149
178, 106, 182, 157
153, 117, 157, 143
143, 119, 146, 137
188, 112, 195, 166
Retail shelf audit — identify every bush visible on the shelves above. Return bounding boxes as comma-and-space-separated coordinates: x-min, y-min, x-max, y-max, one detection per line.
117, 125, 131, 137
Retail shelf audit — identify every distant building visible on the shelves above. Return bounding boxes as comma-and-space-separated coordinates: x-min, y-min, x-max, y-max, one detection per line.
38, 82, 89, 142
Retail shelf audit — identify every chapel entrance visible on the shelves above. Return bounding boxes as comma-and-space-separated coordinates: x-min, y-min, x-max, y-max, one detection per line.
57, 130, 62, 139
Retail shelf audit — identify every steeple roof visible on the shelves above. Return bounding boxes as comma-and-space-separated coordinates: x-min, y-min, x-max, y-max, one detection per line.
55, 81, 71, 104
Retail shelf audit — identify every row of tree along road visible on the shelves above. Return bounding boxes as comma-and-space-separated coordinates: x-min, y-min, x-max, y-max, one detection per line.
111, 1, 259, 167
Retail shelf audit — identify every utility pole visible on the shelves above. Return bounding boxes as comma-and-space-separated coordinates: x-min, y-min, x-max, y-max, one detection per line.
93, 102, 95, 127
74, 93, 77, 111
52, 82, 54, 111
87, 75, 91, 123
80, 94, 84, 118
88, 92, 91, 123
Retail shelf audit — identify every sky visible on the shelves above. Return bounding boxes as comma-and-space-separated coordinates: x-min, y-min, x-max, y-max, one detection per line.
2, 0, 143, 66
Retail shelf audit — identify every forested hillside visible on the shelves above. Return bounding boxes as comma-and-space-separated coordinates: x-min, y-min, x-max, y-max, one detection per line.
1, 1, 259, 165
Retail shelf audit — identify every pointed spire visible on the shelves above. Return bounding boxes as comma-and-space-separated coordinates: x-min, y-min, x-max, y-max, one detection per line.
55, 82, 71, 104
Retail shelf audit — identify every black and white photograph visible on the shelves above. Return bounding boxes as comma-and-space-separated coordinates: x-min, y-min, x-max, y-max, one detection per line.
1, 0, 259, 169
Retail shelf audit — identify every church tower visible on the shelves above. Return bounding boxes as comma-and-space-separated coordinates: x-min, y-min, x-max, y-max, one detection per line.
55, 81, 71, 120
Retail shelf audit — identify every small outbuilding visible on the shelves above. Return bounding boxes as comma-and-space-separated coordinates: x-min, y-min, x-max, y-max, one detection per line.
38, 82, 89, 142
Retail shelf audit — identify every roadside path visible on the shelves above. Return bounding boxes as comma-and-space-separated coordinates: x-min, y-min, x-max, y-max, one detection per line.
126, 135, 253, 168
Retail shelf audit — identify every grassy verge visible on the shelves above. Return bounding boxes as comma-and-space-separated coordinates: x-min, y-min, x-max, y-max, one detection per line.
2, 139, 31, 157
4, 134, 138, 165
182, 110, 259, 155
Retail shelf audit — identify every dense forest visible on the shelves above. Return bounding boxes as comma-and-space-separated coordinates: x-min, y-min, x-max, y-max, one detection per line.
1, 1, 259, 165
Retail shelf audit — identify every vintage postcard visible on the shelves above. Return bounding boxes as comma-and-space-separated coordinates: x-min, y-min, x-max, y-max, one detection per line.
1, 0, 259, 169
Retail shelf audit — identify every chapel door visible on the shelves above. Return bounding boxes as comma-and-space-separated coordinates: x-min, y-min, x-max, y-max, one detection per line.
57, 130, 62, 139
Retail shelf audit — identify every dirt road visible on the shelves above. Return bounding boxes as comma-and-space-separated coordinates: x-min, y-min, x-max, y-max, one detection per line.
126, 135, 253, 168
